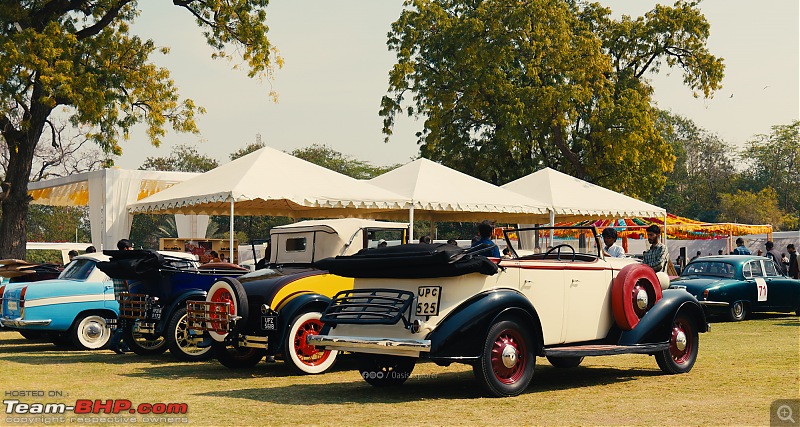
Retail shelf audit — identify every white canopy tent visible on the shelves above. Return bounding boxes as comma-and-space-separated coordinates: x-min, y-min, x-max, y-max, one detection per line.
502, 167, 667, 245
367, 158, 550, 240
28, 169, 205, 250
128, 146, 411, 259
502, 167, 666, 220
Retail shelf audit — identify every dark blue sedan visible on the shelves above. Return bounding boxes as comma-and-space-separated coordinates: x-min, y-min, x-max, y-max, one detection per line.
670, 255, 800, 321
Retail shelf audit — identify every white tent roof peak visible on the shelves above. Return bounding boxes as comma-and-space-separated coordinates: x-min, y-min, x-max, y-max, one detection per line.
502, 167, 665, 219
367, 158, 549, 221
128, 145, 410, 216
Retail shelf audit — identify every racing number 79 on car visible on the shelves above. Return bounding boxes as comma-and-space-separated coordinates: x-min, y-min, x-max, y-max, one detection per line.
417, 286, 441, 316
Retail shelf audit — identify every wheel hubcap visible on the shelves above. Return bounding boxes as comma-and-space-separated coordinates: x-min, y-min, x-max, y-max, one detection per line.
632, 282, 651, 317
635, 289, 649, 310
674, 330, 687, 351
669, 320, 692, 364
84, 323, 102, 340
501, 344, 517, 368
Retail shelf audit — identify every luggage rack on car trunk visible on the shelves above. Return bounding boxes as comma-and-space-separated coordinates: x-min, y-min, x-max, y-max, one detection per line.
321, 288, 415, 328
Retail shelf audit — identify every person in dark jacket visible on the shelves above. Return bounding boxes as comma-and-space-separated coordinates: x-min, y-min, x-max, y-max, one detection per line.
787, 244, 799, 279
732, 237, 751, 255
471, 220, 501, 258
765, 241, 784, 274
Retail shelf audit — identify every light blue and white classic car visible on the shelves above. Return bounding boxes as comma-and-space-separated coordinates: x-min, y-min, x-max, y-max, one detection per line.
1, 253, 116, 349
1, 251, 196, 350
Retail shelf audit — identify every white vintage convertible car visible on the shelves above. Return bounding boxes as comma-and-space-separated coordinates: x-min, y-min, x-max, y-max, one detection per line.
308, 226, 708, 397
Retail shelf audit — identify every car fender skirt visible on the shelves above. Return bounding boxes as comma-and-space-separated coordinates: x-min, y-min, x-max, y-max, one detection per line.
618, 289, 707, 346
274, 293, 330, 354
428, 289, 540, 358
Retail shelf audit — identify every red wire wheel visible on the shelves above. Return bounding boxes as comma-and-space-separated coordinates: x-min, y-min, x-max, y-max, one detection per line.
206, 278, 248, 341
286, 311, 338, 374
612, 263, 662, 331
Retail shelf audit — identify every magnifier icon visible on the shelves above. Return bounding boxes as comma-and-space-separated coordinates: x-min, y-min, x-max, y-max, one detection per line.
778, 405, 796, 423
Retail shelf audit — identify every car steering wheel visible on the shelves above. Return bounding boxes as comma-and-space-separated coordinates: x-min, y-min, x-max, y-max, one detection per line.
544, 244, 576, 261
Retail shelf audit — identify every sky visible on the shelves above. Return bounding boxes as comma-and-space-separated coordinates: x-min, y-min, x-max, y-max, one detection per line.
116, 0, 800, 173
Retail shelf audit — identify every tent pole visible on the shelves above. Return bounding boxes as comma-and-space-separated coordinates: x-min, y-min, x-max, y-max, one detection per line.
229, 199, 235, 262
549, 210, 555, 248
408, 205, 415, 242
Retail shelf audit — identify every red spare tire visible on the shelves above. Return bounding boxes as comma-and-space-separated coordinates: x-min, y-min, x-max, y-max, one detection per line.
612, 263, 662, 331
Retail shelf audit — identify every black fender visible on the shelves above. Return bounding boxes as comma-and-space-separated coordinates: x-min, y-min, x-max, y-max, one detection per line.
619, 289, 708, 346
154, 289, 207, 335
274, 293, 331, 356
427, 289, 542, 361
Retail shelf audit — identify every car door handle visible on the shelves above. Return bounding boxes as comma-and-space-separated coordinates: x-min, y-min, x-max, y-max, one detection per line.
571, 279, 580, 287
522, 280, 533, 289
104, 284, 113, 290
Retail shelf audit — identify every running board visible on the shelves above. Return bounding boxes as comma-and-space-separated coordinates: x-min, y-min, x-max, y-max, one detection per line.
544, 342, 669, 357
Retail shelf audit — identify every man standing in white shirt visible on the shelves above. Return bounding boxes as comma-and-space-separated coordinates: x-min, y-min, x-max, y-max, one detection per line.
602, 228, 625, 258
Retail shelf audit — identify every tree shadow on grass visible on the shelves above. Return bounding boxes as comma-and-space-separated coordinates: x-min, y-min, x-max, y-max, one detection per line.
746, 313, 799, 326
772, 319, 799, 327
708, 312, 799, 325
0, 350, 188, 366
118, 354, 365, 381
194, 363, 660, 403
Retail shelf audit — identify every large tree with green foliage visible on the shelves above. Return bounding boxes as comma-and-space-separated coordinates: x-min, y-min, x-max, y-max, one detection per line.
229, 137, 265, 161
654, 110, 736, 221
739, 121, 799, 226
140, 143, 220, 172
718, 188, 785, 228
133, 143, 222, 249
381, 0, 724, 199
291, 144, 400, 180
0, 0, 278, 258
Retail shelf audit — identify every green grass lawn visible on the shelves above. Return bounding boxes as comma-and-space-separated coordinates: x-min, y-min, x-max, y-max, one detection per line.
1, 314, 797, 426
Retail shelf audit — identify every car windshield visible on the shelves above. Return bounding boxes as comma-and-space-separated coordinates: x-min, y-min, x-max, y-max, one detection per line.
162, 257, 198, 270
502, 226, 602, 260
59, 259, 96, 281
365, 228, 407, 248
681, 261, 735, 279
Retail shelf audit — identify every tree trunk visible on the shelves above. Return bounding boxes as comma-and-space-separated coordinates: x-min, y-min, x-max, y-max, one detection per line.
0, 92, 49, 259
0, 188, 32, 260
551, 120, 586, 180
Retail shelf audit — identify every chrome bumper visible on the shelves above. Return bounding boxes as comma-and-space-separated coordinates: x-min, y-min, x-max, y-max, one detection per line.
699, 301, 730, 307
1, 318, 52, 327
307, 334, 431, 352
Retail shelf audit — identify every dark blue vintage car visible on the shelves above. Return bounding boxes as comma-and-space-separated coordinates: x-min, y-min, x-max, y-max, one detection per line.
96, 250, 248, 360
670, 255, 800, 321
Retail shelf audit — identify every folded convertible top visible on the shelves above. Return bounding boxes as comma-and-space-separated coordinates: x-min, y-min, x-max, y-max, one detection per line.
314, 243, 499, 279
96, 250, 165, 280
